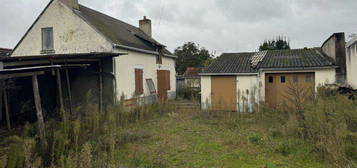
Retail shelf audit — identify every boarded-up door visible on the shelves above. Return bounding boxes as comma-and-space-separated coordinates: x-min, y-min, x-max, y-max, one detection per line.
265, 73, 315, 108
211, 76, 237, 111
157, 70, 170, 101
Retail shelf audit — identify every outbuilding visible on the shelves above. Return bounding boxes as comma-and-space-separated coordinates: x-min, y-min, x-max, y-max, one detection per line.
200, 48, 338, 112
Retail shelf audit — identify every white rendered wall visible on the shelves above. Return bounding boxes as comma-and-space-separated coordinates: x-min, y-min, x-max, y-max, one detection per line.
236, 75, 260, 112
346, 43, 357, 88
200, 76, 211, 110
114, 49, 176, 101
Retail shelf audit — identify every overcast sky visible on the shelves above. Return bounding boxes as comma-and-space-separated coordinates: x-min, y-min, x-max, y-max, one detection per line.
1, 0, 357, 55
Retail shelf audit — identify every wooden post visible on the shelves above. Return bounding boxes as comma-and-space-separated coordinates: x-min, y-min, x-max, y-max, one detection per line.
0, 87, 3, 123
99, 61, 103, 113
32, 75, 46, 147
65, 69, 73, 115
3, 89, 11, 130
56, 69, 65, 113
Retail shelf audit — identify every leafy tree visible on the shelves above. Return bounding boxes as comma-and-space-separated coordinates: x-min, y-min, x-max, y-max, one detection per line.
259, 36, 290, 51
174, 42, 214, 75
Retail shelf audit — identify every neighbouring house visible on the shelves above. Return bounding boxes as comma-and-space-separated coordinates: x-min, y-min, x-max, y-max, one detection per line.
321, 33, 347, 84
183, 67, 203, 90
10, 0, 176, 103
346, 35, 357, 88
0, 48, 12, 57
200, 34, 347, 112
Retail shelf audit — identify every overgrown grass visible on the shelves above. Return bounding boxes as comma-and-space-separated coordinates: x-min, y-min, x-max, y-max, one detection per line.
0, 87, 356, 167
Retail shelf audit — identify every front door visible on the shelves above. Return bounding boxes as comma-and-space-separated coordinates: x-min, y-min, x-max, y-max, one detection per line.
157, 70, 170, 101
211, 76, 237, 111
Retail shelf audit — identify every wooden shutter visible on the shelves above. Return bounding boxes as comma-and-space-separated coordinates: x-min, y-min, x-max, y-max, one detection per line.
166, 71, 170, 90
135, 69, 143, 95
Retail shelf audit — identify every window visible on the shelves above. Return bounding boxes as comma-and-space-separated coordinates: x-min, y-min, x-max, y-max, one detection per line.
135, 69, 144, 95
268, 76, 273, 83
157, 49, 163, 64
280, 76, 286, 83
42, 27, 54, 51
306, 74, 313, 82
293, 75, 299, 83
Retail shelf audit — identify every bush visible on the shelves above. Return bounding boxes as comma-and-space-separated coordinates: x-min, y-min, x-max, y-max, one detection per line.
248, 133, 263, 145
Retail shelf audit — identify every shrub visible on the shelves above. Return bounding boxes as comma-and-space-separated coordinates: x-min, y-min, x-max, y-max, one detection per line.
248, 133, 263, 145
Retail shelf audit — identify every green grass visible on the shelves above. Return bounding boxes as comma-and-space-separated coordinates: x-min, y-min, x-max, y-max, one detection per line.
113, 111, 331, 168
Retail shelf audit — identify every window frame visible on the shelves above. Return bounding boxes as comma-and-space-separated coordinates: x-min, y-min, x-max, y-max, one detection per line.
280, 76, 286, 83
41, 27, 54, 51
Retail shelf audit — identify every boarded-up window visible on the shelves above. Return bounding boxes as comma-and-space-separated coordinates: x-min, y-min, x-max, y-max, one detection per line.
42, 27, 54, 50
135, 69, 144, 95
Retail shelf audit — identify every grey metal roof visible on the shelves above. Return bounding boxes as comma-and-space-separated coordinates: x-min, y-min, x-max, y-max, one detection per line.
76, 5, 172, 55
202, 48, 336, 74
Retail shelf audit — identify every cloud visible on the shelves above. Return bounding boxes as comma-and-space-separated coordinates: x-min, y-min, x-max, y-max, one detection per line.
1, 0, 357, 55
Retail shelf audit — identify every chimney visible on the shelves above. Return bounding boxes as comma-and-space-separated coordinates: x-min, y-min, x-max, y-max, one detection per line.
60, 0, 79, 10
321, 32, 347, 84
139, 16, 152, 37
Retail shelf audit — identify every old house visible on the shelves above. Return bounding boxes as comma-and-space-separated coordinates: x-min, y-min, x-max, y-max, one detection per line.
0, 0, 176, 129
200, 33, 346, 111
10, 0, 176, 103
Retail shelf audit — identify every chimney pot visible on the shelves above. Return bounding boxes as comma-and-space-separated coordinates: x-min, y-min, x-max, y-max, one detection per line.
139, 16, 152, 37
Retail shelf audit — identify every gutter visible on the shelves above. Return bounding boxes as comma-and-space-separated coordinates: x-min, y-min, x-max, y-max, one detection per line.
199, 66, 337, 76
113, 44, 177, 59
199, 73, 258, 76
258, 66, 338, 72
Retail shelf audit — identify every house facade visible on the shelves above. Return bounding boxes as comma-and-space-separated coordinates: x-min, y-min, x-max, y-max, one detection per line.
11, 0, 176, 104
200, 33, 349, 112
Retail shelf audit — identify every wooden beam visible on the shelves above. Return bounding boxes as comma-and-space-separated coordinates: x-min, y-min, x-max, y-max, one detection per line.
4, 59, 100, 68
56, 69, 65, 113
0, 71, 44, 80
3, 89, 11, 130
32, 75, 46, 147
65, 69, 73, 115
99, 61, 103, 113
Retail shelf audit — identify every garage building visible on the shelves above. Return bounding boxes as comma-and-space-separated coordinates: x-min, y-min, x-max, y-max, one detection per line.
200, 48, 338, 111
